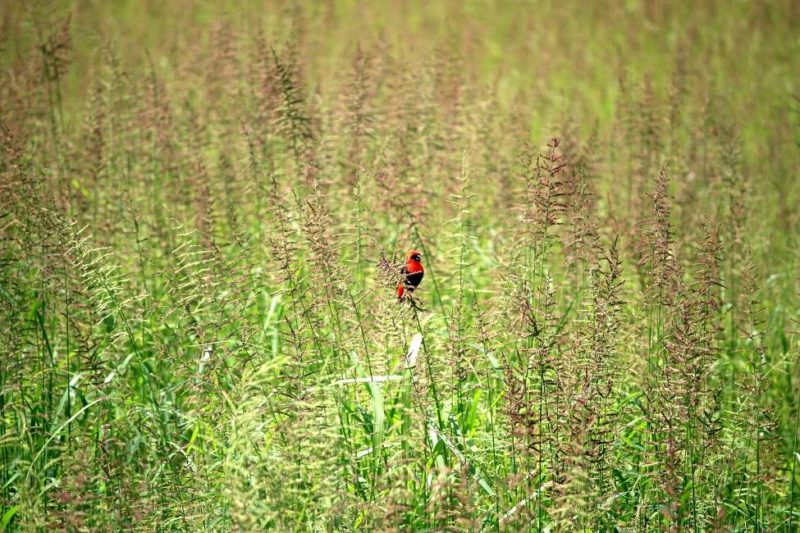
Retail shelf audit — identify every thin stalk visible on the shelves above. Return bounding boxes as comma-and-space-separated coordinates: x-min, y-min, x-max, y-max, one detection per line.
790, 393, 799, 531
412, 307, 445, 434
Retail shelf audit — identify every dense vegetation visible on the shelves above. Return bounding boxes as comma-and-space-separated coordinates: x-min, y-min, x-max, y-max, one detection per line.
1, 1, 799, 530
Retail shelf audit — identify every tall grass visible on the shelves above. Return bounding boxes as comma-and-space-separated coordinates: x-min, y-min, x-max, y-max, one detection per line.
1, 0, 799, 530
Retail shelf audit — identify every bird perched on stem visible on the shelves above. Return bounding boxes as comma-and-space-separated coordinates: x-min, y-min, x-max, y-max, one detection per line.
397, 250, 424, 301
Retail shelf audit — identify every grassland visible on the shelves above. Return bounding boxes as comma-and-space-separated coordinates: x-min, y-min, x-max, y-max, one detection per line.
1, 1, 799, 530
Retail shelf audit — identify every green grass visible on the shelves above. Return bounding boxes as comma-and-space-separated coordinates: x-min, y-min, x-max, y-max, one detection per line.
1, 0, 799, 530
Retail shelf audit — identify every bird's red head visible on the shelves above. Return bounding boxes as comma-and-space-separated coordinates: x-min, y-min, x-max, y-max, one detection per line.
407, 250, 422, 263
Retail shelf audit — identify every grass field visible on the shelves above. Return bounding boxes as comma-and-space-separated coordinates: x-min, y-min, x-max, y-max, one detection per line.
1, 1, 799, 530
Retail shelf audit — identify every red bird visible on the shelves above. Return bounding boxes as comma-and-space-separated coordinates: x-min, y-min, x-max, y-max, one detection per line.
397, 250, 424, 300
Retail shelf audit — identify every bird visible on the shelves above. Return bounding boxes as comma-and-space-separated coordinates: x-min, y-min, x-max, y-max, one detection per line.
397, 249, 424, 301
